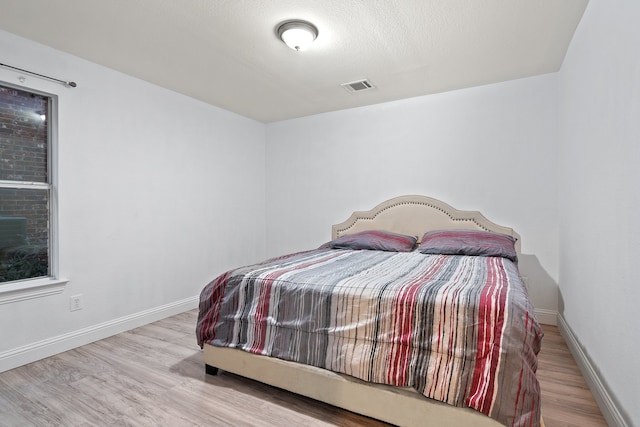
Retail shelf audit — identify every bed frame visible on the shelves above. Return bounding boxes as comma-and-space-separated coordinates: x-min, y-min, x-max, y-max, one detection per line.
203, 195, 536, 427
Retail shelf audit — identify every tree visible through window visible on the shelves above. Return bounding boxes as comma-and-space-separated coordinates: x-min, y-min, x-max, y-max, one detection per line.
0, 83, 52, 283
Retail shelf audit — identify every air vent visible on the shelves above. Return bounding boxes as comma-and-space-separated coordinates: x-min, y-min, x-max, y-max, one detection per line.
341, 79, 375, 93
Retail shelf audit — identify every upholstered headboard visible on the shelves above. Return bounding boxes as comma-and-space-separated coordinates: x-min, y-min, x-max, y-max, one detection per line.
332, 195, 521, 253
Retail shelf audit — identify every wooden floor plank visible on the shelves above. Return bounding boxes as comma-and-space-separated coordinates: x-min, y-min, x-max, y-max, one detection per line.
0, 311, 607, 426
538, 324, 608, 427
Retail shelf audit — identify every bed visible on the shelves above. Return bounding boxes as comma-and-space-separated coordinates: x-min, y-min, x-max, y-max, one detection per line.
196, 195, 543, 427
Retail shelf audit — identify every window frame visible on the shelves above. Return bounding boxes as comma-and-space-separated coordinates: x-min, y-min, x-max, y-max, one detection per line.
0, 81, 67, 304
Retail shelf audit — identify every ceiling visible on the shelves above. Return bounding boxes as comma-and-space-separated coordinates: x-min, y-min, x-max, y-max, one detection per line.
0, 0, 588, 123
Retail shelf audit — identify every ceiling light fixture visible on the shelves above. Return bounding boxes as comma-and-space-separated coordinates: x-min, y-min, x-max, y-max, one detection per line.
276, 20, 318, 51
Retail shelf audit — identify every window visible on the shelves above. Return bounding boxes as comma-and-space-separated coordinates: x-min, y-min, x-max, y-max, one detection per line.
0, 83, 56, 285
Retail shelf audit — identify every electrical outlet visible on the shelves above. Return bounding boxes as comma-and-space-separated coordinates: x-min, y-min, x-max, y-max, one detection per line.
69, 294, 83, 311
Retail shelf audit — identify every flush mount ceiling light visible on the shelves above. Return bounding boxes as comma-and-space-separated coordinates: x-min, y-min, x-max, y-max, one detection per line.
276, 20, 318, 51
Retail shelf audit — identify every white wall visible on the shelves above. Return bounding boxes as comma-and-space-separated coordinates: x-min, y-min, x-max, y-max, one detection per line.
0, 30, 266, 368
558, 0, 640, 425
266, 74, 560, 317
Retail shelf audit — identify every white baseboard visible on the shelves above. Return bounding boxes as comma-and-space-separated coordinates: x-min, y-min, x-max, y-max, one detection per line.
0, 295, 199, 373
534, 308, 557, 326
557, 314, 629, 427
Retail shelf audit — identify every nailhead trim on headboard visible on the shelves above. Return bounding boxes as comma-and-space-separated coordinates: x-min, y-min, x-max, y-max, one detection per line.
335, 201, 492, 235
331, 195, 520, 253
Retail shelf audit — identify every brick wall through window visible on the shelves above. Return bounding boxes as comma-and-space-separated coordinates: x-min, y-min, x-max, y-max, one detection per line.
0, 84, 50, 282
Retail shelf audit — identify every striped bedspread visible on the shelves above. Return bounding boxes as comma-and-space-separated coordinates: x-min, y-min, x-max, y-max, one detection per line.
196, 248, 543, 427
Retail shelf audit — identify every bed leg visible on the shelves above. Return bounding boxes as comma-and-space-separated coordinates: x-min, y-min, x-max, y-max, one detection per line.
205, 364, 219, 376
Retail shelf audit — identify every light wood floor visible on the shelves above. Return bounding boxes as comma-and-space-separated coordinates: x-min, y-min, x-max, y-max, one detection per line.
0, 310, 607, 427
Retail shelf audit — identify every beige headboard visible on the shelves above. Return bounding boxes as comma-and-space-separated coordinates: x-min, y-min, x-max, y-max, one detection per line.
332, 195, 521, 254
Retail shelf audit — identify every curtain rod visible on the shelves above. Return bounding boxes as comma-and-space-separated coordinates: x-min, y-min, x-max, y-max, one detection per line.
0, 62, 77, 88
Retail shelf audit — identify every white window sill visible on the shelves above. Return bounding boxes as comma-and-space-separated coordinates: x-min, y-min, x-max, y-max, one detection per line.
0, 277, 69, 305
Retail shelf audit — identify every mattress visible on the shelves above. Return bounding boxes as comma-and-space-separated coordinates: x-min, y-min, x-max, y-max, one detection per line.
197, 247, 543, 427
